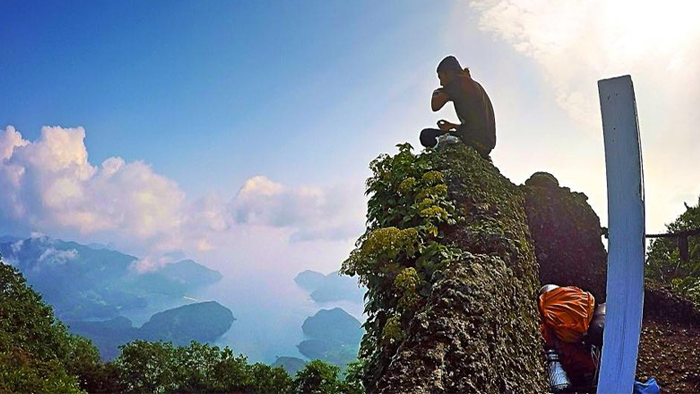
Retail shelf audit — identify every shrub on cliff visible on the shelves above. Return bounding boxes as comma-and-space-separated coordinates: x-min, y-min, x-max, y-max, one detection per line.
341, 143, 463, 386
0, 256, 95, 394
646, 196, 700, 306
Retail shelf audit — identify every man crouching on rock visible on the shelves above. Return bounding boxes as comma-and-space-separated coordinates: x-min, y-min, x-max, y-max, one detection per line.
420, 55, 496, 159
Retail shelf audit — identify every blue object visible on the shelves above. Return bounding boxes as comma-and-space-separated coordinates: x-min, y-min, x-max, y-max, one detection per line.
633, 377, 660, 394
597, 75, 646, 393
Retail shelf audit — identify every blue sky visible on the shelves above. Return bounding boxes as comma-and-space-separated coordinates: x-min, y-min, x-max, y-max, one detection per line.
2, 1, 457, 193
2, 0, 700, 276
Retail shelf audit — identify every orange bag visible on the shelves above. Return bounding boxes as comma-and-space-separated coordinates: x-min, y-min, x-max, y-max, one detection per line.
539, 286, 595, 344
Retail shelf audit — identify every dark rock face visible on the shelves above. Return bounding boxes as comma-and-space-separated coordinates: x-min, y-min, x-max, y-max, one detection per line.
638, 280, 700, 393
373, 145, 546, 393
522, 172, 608, 301
637, 320, 700, 392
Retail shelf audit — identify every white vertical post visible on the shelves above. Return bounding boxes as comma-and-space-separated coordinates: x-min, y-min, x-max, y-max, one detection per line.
597, 75, 646, 393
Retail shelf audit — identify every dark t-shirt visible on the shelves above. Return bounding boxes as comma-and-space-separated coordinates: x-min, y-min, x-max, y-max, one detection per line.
442, 75, 496, 151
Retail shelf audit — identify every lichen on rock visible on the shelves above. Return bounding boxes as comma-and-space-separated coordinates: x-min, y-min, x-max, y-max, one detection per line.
343, 143, 546, 393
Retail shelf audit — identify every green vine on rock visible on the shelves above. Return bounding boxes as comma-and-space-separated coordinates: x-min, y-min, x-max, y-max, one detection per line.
340, 143, 463, 384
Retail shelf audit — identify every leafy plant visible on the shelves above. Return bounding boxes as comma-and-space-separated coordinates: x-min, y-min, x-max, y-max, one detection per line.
646, 196, 700, 305
341, 143, 463, 385
0, 256, 89, 394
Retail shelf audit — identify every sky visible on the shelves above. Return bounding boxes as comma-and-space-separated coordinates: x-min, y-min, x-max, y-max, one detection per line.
2, 0, 700, 280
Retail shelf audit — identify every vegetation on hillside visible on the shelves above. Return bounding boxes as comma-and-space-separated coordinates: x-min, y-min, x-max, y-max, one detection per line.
0, 237, 222, 322
646, 196, 700, 306
67, 301, 235, 360
0, 259, 96, 393
0, 255, 363, 394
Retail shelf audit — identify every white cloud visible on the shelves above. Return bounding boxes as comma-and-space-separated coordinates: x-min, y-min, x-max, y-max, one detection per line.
187, 193, 231, 233
37, 247, 78, 267
0, 126, 28, 161
130, 254, 178, 274
460, 0, 700, 231
469, 0, 700, 132
229, 176, 365, 242
0, 125, 185, 245
0, 126, 365, 258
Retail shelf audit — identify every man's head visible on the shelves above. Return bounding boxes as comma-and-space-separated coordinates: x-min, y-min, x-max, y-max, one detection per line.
437, 55, 462, 86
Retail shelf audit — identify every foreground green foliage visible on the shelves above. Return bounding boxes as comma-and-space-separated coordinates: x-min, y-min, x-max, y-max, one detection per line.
114, 341, 285, 393
647, 196, 700, 305
0, 258, 93, 393
113, 341, 362, 394
1, 255, 361, 394
341, 143, 463, 385
293, 359, 363, 394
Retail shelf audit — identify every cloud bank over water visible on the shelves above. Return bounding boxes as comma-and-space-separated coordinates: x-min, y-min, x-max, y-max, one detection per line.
0, 125, 365, 264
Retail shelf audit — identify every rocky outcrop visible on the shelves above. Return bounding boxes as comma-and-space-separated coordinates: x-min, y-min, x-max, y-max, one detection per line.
643, 279, 700, 325
375, 254, 545, 393
370, 145, 546, 393
522, 172, 608, 302
349, 141, 700, 393
519, 172, 700, 393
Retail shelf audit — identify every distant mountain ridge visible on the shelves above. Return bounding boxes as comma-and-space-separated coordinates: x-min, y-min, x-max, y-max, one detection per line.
0, 235, 222, 321
297, 307, 362, 367
294, 270, 365, 303
67, 301, 235, 360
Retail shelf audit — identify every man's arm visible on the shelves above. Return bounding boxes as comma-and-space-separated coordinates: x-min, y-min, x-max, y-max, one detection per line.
431, 88, 450, 112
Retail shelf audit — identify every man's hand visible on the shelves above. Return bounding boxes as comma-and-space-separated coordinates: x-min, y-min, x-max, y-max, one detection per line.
431, 88, 449, 112
437, 119, 458, 131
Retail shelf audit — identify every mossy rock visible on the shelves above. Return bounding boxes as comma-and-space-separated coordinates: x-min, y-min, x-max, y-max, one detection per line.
371, 144, 546, 393
375, 253, 546, 393
522, 173, 608, 302
524, 171, 559, 189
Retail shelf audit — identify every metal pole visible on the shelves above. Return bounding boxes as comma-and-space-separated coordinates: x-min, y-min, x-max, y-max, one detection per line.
597, 75, 646, 393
